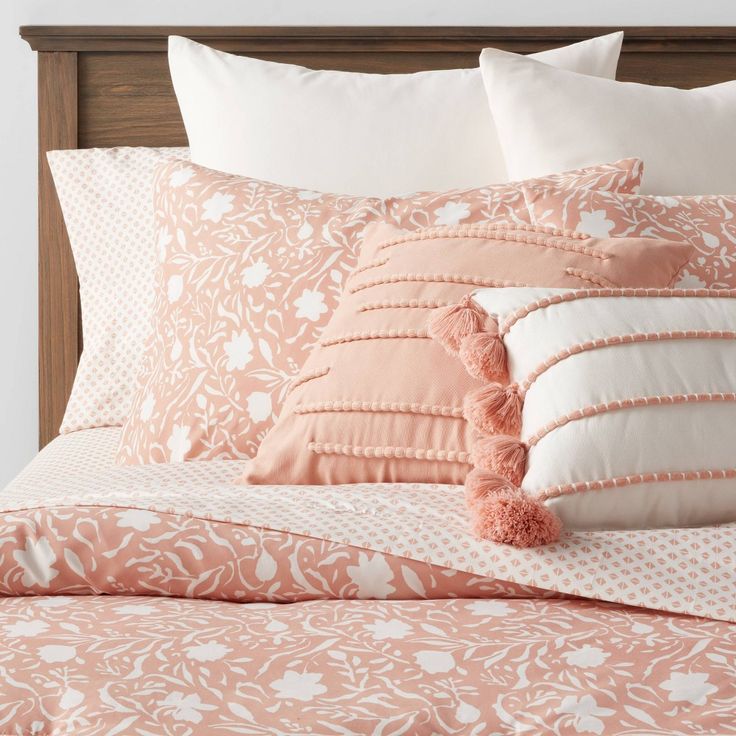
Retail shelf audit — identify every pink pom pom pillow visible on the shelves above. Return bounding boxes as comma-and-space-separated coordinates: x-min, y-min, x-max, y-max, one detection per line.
118, 159, 644, 464
243, 222, 691, 486
451, 286, 736, 548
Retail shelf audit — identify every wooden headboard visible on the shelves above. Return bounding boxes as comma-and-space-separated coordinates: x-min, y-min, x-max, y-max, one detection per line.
20, 25, 736, 448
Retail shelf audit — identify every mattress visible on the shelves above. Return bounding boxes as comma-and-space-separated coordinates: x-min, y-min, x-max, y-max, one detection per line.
2, 427, 735, 734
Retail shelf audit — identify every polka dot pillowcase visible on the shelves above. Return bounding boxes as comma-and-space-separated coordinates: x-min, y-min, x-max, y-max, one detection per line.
48, 147, 189, 433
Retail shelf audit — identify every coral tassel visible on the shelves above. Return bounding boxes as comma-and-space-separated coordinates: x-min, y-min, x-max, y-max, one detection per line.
464, 468, 516, 508
428, 294, 485, 355
464, 383, 523, 436
474, 435, 527, 486
472, 490, 562, 548
459, 329, 507, 383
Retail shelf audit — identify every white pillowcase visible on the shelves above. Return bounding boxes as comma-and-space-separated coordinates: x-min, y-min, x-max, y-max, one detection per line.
168, 33, 623, 197
480, 47, 736, 196
48, 147, 189, 433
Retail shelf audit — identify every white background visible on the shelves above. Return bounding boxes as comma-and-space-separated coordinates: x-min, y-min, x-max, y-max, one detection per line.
1, 0, 736, 485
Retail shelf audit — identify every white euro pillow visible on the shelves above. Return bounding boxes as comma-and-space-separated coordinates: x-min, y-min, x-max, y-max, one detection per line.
168, 33, 623, 197
479, 47, 736, 196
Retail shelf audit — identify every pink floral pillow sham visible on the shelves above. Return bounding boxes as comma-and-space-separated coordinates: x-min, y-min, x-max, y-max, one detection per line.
522, 185, 736, 289
118, 158, 643, 464
117, 162, 382, 463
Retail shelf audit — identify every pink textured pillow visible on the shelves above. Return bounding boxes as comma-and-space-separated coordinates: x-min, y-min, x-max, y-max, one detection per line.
243, 221, 691, 485
119, 159, 643, 464
522, 185, 736, 289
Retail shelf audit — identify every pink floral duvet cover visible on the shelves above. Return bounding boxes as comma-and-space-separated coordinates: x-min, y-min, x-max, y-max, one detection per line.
1, 428, 735, 734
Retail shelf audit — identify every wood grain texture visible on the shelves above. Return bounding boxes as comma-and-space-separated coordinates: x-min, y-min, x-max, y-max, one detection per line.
37, 52, 79, 449
19, 26, 736, 447
18, 25, 736, 53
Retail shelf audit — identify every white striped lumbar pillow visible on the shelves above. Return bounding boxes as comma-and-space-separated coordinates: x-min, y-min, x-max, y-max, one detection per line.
434, 286, 736, 547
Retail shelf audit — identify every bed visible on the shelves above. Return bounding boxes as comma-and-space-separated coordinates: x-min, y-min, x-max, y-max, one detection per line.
5, 25, 736, 733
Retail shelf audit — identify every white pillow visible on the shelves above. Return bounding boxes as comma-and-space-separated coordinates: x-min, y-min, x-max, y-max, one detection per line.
168, 33, 623, 197
479, 47, 736, 196
466, 286, 736, 541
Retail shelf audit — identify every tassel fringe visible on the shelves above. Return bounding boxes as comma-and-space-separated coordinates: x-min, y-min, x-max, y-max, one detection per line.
428, 293, 562, 548
463, 383, 523, 436
473, 434, 527, 486
464, 468, 517, 507
459, 328, 507, 383
472, 490, 562, 548
428, 294, 486, 355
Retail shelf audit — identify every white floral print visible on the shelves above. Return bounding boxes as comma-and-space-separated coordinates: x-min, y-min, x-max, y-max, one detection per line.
676, 270, 708, 288
660, 671, 718, 705
13, 537, 59, 588
167, 424, 192, 463
114, 603, 157, 616
38, 644, 76, 663
1, 580, 735, 733
139, 392, 155, 421
167, 274, 183, 303
201, 192, 235, 223
557, 694, 615, 735
562, 644, 610, 668
293, 289, 328, 321
223, 331, 254, 371
455, 701, 481, 724
576, 209, 615, 238
434, 201, 470, 226
270, 671, 328, 702
525, 185, 736, 290
186, 642, 233, 662
158, 692, 217, 723
115, 509, 161, 532
364, 618, 413, 641
59, 687, 84, 709
246, 391, 272, 424
414, 650, 455, 674
169, 166, 195, 187
4, 619, 49, 637
241, 259, 271, 287
157, 226, 173, 261
297, 221, 314, 240
298, 190, 322, 201
170, 337, 183, 362
346, 553, 396, 599
466, 599, 512, 617
631, 622, 654, 634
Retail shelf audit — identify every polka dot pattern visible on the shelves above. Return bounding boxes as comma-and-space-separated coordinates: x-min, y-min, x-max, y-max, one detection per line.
48, 147, 190, 433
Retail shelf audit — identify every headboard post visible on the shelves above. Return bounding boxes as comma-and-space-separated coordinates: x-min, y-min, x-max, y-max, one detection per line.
38, 51, 79, 448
